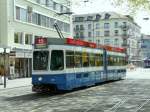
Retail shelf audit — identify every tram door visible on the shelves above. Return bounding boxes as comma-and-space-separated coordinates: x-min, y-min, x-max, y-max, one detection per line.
103, 49, 108, 81
65, 50, 76, 88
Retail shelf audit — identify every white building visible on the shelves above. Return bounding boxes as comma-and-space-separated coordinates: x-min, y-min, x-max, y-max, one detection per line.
0, 0, 71, 79
73, 12, 141, 63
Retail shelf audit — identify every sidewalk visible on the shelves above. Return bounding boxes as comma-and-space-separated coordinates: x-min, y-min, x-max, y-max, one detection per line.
0, 77, 32, 90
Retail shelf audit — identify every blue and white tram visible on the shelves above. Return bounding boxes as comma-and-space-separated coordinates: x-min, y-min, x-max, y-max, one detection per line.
32, 38, 127, 92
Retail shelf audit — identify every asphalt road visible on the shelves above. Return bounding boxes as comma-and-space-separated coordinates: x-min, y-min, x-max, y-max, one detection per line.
1, 68, 150, 112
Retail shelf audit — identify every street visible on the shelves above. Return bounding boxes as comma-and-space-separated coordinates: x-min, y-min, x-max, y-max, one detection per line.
1, 68, 150, 112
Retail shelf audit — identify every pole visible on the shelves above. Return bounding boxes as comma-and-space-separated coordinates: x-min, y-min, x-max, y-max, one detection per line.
4, 48, 6, 88
93, 21, 94, 42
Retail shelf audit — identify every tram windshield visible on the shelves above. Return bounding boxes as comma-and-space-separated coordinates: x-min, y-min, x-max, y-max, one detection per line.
33, 51, 49, 70
50, 50, 64, 71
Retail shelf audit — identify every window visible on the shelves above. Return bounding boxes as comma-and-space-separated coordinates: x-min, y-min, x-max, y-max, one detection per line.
88, 24, 92, 30
123, 22, 127, 26
80, 32, 84, 38
96, 31, 100, 37
104, 13, 111, 19
95, 54, 103, 66
57, 21, 63, 31
56, 3, 61, 12
32, 13, 38, 25
123, 30, 127, 36
60, 5, 63, 12
20, 8, 27, 22
82, 52, 89, 67
25, 34, 32, 45
108, 55, 114, 66
50, 18, 55, 28
108, 56, 126, 66
114, 30, 119, 36
53, 2, 57, 10
89, 53, 95, 66
66, 51, 74, 68
16, 6, 20, 20
104, 39, 110, 45
104, 23, 110, 29
114, 22, 118, 28
96, 23, 100, 29
46, 0, 53, 9
46, 17, 50, 27
50, 50, 64, 71
104, 31, 110, 36
88, 32, 92, 37
36, 0, 40, 3
74, 52, 82, 68
64, 23, 70, 33
87, 16, 93, 21
16, 6, 27, 22
80, 25, 84, 30
14, 32, 23, 44
33, 51, 49, 70
40, 0, 46, 5
114, 38, 119, 46
37, 14, 41, 25
41, 15, 47, 27
76, 25, 79, 30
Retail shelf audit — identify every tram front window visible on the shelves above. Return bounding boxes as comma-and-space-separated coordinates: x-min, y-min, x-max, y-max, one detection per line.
33, 51, 49, 70
50, 50, 64, 71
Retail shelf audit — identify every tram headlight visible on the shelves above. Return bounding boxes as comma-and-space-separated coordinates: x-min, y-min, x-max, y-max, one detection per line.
38, 77, 42, 81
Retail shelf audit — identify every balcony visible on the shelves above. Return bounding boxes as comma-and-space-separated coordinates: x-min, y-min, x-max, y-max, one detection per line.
74, 27, 84, 32
122, 34, 129, 39
122, 43, 129, 47
120, 25, 129, 30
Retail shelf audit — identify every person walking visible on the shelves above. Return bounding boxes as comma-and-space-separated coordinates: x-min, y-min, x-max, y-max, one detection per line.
0, 65, 5, 85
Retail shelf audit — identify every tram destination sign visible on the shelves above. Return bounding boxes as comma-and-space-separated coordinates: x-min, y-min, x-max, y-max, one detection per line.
35, 37, 48, 49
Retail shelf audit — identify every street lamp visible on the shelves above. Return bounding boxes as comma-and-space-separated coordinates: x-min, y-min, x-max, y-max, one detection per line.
0, 47, 10, 88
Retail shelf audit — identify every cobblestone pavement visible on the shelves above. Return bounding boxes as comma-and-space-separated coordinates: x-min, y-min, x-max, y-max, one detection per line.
1, 78, 150, 112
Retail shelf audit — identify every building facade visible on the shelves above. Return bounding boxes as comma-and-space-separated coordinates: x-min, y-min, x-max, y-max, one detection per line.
73, 12, 141, 63
0, 0, 71, 79
140, 35, 150, 59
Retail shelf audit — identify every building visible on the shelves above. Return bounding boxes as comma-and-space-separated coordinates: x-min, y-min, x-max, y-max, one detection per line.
0, 0, 71, 79
73, 12, 141, 63
140, 35, 150, 59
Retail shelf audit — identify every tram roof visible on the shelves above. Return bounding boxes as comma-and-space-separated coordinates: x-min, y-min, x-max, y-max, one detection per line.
34, 37, 126, 53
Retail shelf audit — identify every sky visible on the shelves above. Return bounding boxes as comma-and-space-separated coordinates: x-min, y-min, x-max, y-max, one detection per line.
72, 0, 150, 35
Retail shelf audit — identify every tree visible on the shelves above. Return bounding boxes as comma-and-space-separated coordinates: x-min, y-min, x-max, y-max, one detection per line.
69, 0, 150, 14
112, 0, 150, 13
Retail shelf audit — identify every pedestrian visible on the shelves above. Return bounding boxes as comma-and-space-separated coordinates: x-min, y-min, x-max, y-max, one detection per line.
0, 65, 6, 85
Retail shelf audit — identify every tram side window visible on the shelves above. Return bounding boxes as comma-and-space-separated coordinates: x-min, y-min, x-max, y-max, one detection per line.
66, 51, 74, 68
95, 54, 103, 66
108, 55, 113, 66
89, 53, 95, 66
75, 52, 82, 68
82, 51, 89, 67
33, 51, 49, 70
50, 50, 64, 71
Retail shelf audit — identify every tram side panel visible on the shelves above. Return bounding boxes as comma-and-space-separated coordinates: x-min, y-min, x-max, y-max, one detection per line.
106, 51, 127, 81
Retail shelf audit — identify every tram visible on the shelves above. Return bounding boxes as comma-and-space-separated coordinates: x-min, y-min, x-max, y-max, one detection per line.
32, 38, 127, 92
143, 58, 150, 68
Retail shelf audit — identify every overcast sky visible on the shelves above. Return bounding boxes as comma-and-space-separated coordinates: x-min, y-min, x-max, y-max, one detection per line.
72, 0, 150, 35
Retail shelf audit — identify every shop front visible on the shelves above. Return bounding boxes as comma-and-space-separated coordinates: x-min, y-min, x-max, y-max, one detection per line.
9, 50, 32, 79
